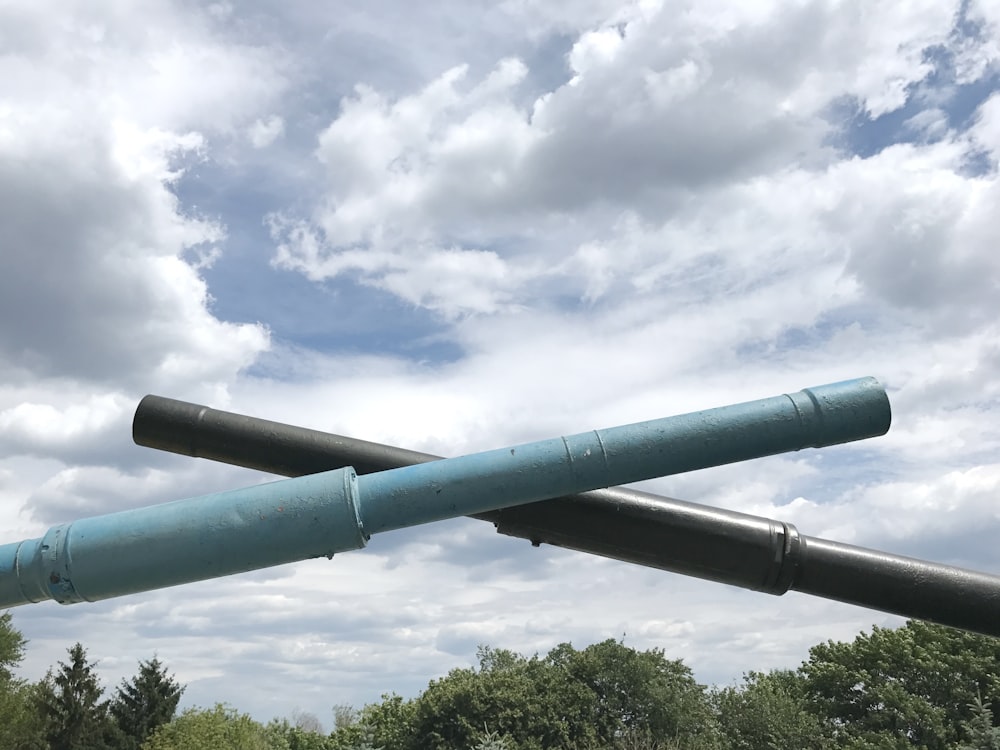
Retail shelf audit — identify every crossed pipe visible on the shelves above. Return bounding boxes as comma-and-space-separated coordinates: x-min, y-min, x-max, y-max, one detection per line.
2, 377, 1000, 637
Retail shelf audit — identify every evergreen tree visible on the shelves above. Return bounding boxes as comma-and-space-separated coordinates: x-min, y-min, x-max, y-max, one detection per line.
36, 642, 116, 750
958, 695, 1000, 750
473, 725, 512, 750
109, 656, 185, 750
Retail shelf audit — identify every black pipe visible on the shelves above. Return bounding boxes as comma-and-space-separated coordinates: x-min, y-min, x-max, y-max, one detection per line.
133, 395, 1000, 637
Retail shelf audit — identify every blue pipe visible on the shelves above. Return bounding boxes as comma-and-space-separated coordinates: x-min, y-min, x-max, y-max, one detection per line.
0, 377, 889, 608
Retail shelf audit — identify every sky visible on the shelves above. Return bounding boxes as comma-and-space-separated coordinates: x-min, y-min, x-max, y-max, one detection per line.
2, 0, 1000, 731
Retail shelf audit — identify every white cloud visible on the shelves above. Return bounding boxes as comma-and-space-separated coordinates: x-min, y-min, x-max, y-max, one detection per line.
271, 0, 979, 324
568, 26, 625, 78
248, 115, 286, 148
760, 465, 1000, 575
904, 107, 950, 141
0, 1, 279, 394
272, 219, 532, 318
971, 92, 1000, 159
955, 0, 1000, 83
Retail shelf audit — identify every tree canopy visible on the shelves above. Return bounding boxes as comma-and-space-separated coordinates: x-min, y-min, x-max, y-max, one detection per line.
713, 669, 823, 750
141, 704, 280, 750
335, 640, 721, 750
801, 620, 1000, 749
4, 613, 1000, 750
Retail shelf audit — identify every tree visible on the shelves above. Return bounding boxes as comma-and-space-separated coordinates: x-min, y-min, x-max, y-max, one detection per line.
0, 611, 27, 681
400, 641, 721, 750
333, 704, 359, 731
549, 639, 722, 749
109, 657, 185, 749
713, 670, 826, 750
141, 703, 283, 750
36, 642, 117, 750
356, 694, 417, 750
292, 710, 324, 735
409, 645, 599, 750
800, 620, 1000, 749
957, 695, 1000, 750
266, 717, 334, 750
347, 725, 383, 750
0, 613, 47, 749
1, 680, 49, 750
473, 725, 512, 750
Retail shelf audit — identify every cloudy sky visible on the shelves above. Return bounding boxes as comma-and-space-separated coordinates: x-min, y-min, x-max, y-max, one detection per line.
2, 0, 1000, 730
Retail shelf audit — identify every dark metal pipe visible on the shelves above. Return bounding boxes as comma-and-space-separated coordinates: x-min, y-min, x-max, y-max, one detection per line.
132, 392, 1000, 637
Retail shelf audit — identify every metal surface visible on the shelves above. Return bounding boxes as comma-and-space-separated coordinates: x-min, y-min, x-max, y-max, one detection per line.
133, 394, 804, 592
133, 385, 1000, 638
1, 378, 889, 609
1, 469, 363, 606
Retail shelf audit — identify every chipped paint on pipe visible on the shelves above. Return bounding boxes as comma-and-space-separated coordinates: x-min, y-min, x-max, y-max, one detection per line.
0, 377, 889, 608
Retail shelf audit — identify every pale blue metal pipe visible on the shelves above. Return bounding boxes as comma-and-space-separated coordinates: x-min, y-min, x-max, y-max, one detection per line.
0, 377, 889, 608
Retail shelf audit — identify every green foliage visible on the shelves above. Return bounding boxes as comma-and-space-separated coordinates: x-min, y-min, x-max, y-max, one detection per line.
0, 613, 45, 749
957, 695, 1000, 750
329, 694, 417, 750
713, 670, 826, 750
265, 717, 335, 750
349, 725, 383, 750
801, 620, 1000, 749
396, 640, 722, 750
35, 642, 117, 750
409, 645, 596, 750
109, 657, 185, 750
333, 703, 360, 731
141, 703, 284, 750
550, 639, 720, 748
473, 724, 512, 750
358, 693, 417, 750
0, 612, 27, 682
337, 622, 1000, 750
0, 679, 48, 750
9, 616, 1000, 750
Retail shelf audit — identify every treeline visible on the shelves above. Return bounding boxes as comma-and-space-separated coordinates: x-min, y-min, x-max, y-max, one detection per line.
3, 612, 1000, 750
1, 615, 183, 750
